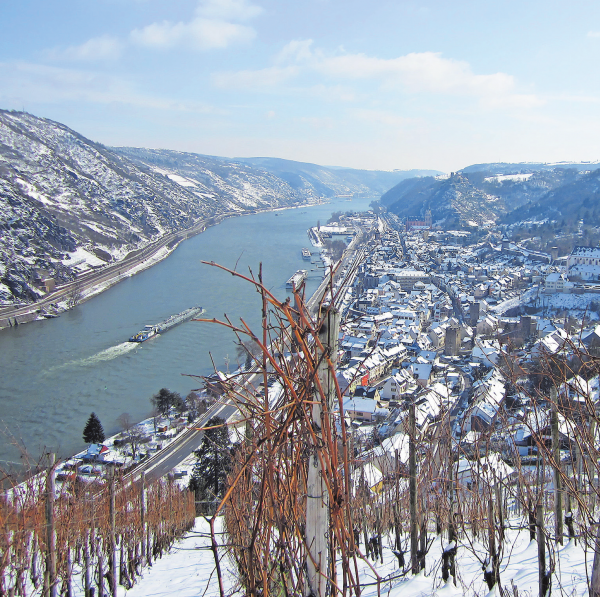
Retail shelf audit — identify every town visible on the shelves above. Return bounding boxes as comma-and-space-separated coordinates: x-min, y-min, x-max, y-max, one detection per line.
323, 209, 600, 480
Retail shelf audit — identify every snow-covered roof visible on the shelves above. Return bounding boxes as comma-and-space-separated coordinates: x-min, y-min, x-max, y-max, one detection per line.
343, 397, 378, 414
570, 246, 600, 258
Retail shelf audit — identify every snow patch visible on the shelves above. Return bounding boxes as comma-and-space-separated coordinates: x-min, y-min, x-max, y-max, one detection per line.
14, 178, 51, 204
166, 173, 198, 188
62, 247, 105, 267
484, 173, 534, 183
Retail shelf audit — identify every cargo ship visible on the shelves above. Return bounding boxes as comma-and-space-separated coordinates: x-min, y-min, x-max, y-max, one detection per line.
128, 306, 205, 342
301, 248, 312, 260
286, 270, 308, 290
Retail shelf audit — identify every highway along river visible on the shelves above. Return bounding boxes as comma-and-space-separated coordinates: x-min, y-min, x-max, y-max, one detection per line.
0, 197, 373, 468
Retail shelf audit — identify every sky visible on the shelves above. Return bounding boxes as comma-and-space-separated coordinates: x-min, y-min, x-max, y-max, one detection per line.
1, 0, 600, 172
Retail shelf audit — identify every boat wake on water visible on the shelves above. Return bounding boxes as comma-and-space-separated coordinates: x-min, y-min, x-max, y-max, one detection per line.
45, 342, 139, 372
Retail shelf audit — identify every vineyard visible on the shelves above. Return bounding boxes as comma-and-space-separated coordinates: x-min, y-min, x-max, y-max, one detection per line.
0, 463, 195, 596
197, 264, 600, 596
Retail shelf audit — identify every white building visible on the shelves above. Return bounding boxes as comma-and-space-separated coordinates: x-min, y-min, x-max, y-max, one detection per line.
567, 246, 600, 281
544, 272, 566, 293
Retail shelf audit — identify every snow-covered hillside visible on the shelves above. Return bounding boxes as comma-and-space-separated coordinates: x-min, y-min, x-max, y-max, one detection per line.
0, 111, 218, 302
0, 110, 415, 305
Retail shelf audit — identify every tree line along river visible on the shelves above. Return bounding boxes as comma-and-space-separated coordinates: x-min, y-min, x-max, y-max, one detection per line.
0, 197, 374, 470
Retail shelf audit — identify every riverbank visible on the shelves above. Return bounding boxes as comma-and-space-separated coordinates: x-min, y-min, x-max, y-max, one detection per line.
0, 196, 370, 469
0, 201, 327, 332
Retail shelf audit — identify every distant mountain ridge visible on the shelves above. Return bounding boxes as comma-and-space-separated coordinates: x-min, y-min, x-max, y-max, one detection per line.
0, 109, 428, 304
382, 162, 600, 228
231, 156, 440, 196
115, 149, 441, 205
459, 161, 600, 174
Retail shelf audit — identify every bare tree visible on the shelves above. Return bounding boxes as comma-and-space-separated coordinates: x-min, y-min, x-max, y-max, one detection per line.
66, 280, 83, 309
117, 412, 146, 460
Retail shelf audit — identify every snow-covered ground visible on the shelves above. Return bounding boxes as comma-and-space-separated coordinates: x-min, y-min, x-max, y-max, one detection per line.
491, 286, 600, 320
108, 516, 590, 597
531, 292, 600, 319
120, 518, 236, 597
484, 174, 534, 183
491, 287, 538, 314
62, 247, 107, 268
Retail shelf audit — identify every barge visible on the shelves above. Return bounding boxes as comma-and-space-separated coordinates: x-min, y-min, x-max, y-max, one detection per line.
128, 306, 205, 342
301, 248, 312, 260
286, 270, 308, 290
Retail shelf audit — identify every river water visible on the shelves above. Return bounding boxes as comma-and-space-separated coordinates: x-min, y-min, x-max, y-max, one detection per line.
0, 197, 373, 468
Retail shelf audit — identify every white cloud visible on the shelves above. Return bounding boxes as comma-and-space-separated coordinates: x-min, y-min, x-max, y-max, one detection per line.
129, 0, 261, 51
308, 84, 355, 103
217, 45, 541, 109
351, 109, 413, 127
482, 93, 544, 109
587, 31, 600, 38
44, 0, 262, 59
317, 52, 517, 98
0, 61, 221, 113
130, 18, 255, 50
552, 94, 600, 103
213, 65, 298, 89
275, 39, 315, 64
45, 36, 124, 62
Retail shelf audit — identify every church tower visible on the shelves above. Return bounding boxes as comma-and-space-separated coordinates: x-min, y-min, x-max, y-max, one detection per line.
424, 209, 432, 228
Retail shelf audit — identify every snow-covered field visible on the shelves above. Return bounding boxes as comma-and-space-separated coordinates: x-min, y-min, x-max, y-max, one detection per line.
532, 292, 600, 318
110, 516, 590, 596
491, 287, 600, 321
62, 247, 107, 268
491, 287, 538, 314
484, 174, 534, 183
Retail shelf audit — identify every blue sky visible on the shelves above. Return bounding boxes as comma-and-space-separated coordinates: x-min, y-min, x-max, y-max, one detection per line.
1, 0, 600, 172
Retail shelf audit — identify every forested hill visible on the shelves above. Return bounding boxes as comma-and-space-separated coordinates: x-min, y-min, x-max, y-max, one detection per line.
502, 167, 600, 225
381, 163, 600, 228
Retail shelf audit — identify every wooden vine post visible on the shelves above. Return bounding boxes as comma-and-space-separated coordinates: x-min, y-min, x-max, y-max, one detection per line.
550, 386, 563, 547
304, 306, 340, 597
591, 528, 600, 597
109, 468, 117, 597
140, 473, 146, 564
537, 504, 549, 597
45, 453, 57, 597
409, 403, 418, 575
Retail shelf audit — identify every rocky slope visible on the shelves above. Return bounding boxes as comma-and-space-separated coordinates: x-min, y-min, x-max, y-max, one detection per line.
0, 110, 426, 305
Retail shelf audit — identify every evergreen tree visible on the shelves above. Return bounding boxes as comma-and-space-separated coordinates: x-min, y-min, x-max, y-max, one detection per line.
82, 412, 105, 444
151, 388, 184, 419
189, 416, 232, 512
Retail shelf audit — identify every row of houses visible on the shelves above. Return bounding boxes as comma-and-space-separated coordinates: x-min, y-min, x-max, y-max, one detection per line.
336, 215, 600, 496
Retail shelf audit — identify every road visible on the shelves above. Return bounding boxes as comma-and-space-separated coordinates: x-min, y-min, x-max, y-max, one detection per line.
306, 228, 369, 314
127, 399, 237, 484
0, 215, 228, 322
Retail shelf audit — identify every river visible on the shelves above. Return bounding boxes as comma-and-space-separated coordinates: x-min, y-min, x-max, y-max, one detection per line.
0, 196, 373, 469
